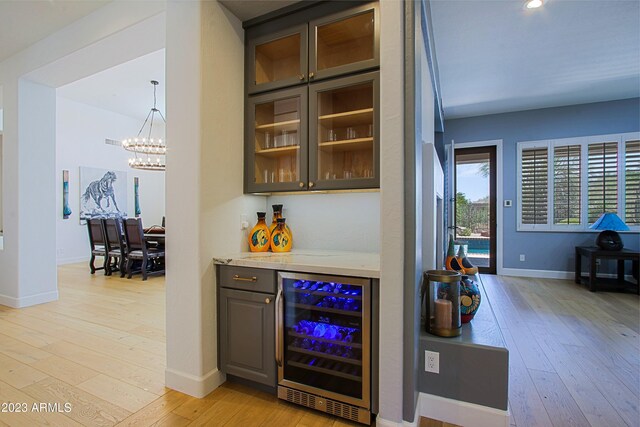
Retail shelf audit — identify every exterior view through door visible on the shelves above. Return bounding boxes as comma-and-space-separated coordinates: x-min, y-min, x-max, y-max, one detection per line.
455, 146, 497, 274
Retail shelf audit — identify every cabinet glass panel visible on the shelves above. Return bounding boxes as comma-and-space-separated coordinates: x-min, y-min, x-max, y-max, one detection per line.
316, 10, 375, 72
254, 96, 302, 185
315, 81, 374, 182
255, 33, 302, 86
281, 276, 369, 401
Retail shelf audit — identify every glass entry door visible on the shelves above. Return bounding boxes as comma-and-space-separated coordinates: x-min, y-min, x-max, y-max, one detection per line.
454, 146, 497, 274
277, 272, 370, 408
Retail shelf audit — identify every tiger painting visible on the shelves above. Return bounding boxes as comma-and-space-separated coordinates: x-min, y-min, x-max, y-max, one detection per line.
82, 171, 120, 213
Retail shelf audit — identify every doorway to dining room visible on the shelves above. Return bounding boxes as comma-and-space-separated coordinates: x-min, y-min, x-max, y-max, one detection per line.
55, 49, 167, 272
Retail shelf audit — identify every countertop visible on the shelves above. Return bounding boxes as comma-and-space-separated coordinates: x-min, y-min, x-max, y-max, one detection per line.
212, 249, 380, 278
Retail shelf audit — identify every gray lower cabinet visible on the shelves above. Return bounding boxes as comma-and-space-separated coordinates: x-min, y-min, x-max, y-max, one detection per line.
219, 287, 276, 386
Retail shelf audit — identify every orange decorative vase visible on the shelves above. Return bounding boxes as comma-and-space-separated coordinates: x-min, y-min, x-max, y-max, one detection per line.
270, 218, 292, 253
249, 212, 270, 252
269, 204, 292, 239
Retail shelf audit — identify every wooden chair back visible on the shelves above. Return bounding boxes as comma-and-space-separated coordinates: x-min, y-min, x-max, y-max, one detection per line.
103, 218, 125, 253
123, 218, 145, 253
87, 219, 106, 249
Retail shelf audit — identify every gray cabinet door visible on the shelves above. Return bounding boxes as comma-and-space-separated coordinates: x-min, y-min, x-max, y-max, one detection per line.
308, 3, 380, 83
219, 288, 276, 386
247, 24, 308, 95
245, 86, 309, 193
308, 71, 380, 190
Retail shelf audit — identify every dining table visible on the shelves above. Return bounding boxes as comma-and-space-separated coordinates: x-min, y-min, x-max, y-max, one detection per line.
144, 233, 166, 246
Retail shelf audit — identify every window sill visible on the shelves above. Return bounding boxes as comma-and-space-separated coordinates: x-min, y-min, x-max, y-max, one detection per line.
517, 228, 640, 233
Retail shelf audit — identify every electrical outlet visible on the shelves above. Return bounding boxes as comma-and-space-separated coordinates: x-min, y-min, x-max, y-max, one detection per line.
425, 350, 439, 374
240, 214, 249, 230
520, 254, 525, 262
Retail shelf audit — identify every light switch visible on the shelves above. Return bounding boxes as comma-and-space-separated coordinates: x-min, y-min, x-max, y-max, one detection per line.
504, 200, 513, 207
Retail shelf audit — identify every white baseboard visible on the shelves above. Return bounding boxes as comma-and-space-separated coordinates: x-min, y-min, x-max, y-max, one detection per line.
416, 392, 509, 427
500, 268, 637, 283
376, 417, 418, 427
376, 394, 421, 427
0, 290, 59, 308
165, 367, 226, 398
57, 256, 89, 265
500, 268, 573, 280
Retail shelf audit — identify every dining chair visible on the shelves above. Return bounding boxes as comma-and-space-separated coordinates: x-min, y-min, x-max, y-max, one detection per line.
123, 218, 165, 281
103, 218, 127, 277
86, 219, 108, 274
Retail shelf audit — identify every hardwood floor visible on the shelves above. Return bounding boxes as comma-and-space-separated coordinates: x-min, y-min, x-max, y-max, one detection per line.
0, 264, 637, 426
0, 263, 363, 427
482, 274, 639, 427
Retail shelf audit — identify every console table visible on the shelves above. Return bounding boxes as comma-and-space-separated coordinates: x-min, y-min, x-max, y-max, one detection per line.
574, 246, 639, 293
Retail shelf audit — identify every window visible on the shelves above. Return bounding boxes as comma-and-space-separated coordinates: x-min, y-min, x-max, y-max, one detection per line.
587, 142, 617, 223
626, 140, 640, 225
554, 145, 580, 225
521, 147, 548, 225
517, 132, 640, 231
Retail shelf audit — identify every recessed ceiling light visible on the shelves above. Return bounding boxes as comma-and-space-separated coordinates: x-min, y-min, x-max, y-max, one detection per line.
525, 0, 543, 9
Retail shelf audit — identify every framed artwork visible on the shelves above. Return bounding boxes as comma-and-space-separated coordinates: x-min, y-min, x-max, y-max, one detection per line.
79, 167, 128, 223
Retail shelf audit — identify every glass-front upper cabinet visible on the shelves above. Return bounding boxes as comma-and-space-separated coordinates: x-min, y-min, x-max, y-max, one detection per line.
309, 4, 379, 82
309, 72, 379, 190
246, 86, 308, 193
247, 25, 308, 94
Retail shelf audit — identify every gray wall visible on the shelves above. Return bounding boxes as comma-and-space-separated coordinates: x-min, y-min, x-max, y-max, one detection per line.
444, 98, 640, 272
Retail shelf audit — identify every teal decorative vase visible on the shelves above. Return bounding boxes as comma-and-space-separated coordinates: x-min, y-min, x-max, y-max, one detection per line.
460, 276, 481, 323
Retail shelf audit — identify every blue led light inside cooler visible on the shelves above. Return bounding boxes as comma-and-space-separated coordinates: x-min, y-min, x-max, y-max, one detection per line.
288, 279, 362, 362
292, 280, 362, 311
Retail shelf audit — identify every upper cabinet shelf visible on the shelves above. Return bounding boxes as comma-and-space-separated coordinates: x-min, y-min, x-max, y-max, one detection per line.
255, 119, 301, 131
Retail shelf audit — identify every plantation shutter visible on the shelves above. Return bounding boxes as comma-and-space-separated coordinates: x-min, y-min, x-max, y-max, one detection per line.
553, 145, 581, 225
588, 142, 618, 223
521, 147, 548, 225
625, 139, 640, 225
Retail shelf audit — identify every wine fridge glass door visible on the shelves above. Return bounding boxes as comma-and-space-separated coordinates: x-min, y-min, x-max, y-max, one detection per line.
277, 272, 371, 409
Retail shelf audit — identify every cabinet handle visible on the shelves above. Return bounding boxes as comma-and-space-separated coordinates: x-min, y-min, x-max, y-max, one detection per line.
275, 287, 283, 367
309, 182, 315, 188
265, 297, 271, 304
309, 72, 315, 79
299, 182, 304, 188
233, 275, 257, 282
299, 74, 305, 80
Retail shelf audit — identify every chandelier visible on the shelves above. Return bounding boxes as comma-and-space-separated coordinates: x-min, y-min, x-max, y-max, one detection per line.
123, 80, 166, 171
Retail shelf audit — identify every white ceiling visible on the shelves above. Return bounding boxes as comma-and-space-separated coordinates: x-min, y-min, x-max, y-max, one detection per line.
220, 0, 300, 21
430, 0, 640, 119
57, 49, 166, 121
0, 0, 110, 63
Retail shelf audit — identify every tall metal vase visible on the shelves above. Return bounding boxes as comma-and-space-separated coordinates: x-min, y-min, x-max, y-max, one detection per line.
134, 177, 141, 217
62, 170, 72, 219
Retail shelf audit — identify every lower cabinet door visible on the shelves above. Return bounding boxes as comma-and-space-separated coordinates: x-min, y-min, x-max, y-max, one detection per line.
220, 288, 276, 386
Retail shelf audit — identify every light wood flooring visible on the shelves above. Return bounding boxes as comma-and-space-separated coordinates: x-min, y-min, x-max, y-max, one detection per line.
482, 274, 639, 427
0, 264, 637, 426
0, 263, 363, 427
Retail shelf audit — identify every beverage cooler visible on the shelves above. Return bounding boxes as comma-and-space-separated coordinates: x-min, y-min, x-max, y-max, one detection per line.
276, 272, 372, 424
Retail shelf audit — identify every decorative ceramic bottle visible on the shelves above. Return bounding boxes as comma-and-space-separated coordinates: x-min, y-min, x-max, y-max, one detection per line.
270, 204, 292, 238
460, 275, 481, 323
270, 218, 292, 252
249, 212, 270, 252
